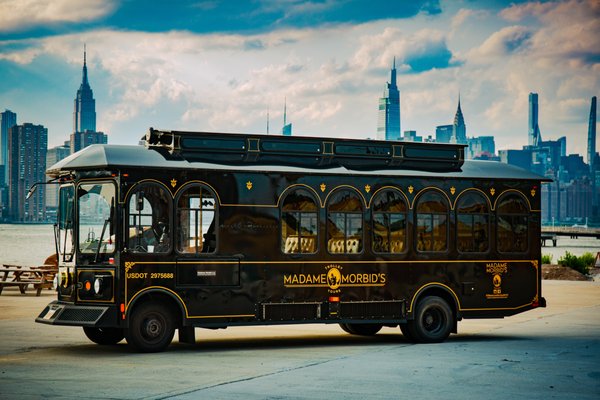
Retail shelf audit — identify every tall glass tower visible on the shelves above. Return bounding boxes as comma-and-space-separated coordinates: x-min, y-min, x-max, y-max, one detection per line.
528, 93, 541, 147
73, 46, 96, 135
0, 109, 17, 185
587, 96, 597, 173
377, 58, 400, 141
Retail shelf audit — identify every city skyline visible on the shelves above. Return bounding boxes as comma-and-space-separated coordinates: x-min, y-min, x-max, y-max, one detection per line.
0, 0, 598, 156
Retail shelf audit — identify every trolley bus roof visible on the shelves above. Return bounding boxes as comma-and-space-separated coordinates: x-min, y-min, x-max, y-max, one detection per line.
47, 143, 550, 182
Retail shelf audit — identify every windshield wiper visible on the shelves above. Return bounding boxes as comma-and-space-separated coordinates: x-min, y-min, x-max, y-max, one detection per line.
94, 198, 114, 263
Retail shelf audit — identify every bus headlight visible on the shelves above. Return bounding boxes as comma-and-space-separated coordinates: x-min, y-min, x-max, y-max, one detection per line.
94, 277, 103, 294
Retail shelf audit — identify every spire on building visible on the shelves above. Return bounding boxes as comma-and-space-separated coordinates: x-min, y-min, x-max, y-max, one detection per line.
528, 92, 542, 147
71, 45, 106, 153
377, 58, 401, 141
266, 106, 270, 135
451, 93, 466, 144
281, 98, 292, 136
587, 96, 597, 172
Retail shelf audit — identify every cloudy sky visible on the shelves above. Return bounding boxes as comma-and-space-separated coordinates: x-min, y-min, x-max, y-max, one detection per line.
0, 0, 598, 157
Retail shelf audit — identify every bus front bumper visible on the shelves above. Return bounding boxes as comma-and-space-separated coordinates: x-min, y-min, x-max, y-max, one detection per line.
35, 300, 118, 327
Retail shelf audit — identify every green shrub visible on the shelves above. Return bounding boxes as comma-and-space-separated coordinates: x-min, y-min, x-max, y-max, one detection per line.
557, 251, 591, 275
580, 252, 596, 269
541, 254, 553, 264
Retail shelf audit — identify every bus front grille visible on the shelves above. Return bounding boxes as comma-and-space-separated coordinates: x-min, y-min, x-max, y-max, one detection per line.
262, 302, 321, 321
339, 300, 405, 319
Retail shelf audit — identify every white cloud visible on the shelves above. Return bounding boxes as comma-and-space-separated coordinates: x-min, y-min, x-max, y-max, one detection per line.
0, 0, 116, 32
0, 3, 597, 157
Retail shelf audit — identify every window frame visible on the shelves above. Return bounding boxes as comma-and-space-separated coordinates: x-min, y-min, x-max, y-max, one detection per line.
415, 190, 449, 253
326, 189, 365, 255
280, 188, 319, 255
77, 180, 117, 256
125, 181, 173, 254
496, 192, 529, 254
455, 191, 490, 254
175, 183, 218, 256
371, 189, 408, 255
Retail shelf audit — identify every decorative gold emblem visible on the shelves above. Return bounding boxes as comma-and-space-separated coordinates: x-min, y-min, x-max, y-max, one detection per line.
450, 186, 456, 195
170, 178, 177, 188
327, 266, 342, 291
320, 183, 326, 192
364, 184, 371, 193
485, 262, 509, 299
408, 185, 414, 194
125, 262, 136, 272
490, 188, 496, 196
246, 181, 253, 190
531, 189, 536, 197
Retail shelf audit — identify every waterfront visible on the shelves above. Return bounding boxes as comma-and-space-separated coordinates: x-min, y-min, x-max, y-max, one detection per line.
0, 224, 55, 266
0, 224, 598, 267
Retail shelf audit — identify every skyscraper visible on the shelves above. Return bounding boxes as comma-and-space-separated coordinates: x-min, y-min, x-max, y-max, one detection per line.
71, 46, 106, 153
528, 93, 542, 147
74, 46, 96, 134
377, 58, 400, 141
8, 123, 48, 222
0, 109, 17, 185
451, 95, 466, 144
435, 125, 453, 143
587, 96, 597, 173
281, 99, 292, 136
46, 143, 71, 211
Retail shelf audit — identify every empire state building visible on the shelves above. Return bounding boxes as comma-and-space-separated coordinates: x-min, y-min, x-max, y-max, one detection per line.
70, 47, 106, 153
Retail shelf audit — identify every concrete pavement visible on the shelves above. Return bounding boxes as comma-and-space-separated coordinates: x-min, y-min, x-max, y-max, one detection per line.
0, 280, 599, 399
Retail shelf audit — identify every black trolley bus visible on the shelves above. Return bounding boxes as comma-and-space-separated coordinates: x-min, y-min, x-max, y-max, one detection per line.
36, 129, 548, 352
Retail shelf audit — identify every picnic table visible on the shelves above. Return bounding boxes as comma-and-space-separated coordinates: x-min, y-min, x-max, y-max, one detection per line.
0, 264, 57, 296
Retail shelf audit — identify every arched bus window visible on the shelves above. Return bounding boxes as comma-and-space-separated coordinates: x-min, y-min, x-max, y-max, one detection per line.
497, 193, 528, 253
281, 188, 318, 254
416, 191, 448, 252
176, 184, 217, 254
126, 182, 171, 253
456, 191, 489, 253
327, 189, 363, 254
372, 189, 407, 254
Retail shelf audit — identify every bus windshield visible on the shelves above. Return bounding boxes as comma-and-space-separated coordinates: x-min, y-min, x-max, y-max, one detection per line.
78, 182, 116, 255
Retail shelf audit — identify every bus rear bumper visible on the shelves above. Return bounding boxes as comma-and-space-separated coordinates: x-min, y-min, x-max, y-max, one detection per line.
35, 300, 117, 327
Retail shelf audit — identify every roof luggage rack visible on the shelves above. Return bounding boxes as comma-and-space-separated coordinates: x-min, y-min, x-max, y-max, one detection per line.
144, 128, 465, 172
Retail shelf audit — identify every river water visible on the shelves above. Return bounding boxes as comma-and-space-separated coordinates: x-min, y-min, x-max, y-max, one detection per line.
0, 224, 598, 266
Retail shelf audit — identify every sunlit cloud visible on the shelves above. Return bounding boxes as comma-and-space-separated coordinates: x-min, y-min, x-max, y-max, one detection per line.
0, 0, 117, 32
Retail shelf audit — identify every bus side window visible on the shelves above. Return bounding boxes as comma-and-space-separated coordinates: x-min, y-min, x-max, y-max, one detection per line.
176, 184, 217, 254
497, 193, 529, 253
281, 189, 318, 254
372, 189, 407, 254
327, 189, 364, 254
456, 191, 490, 253
126, 183, 172, 253
416, 191, 448, 252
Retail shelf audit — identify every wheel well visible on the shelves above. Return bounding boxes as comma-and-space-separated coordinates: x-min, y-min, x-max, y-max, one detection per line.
410, 286, 460, 332
127, 291, 185, 327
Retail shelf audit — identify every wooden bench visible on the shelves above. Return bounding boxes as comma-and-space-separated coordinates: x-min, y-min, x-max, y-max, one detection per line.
0, 264, 57, 296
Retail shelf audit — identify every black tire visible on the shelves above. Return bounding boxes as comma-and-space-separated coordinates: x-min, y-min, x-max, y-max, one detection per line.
406, 296, 453, 343
83, 327, 124, 345
399, 323, 416, 342
344, 323, 382, 336
125, 301, 175, 353
339, 323, 353, 334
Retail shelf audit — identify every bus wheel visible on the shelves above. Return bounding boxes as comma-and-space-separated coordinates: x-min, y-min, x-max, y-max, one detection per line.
339, 323, 353, 334
83, 327, 124, 345
125, 301, 175, 352
407, 296, 453, 343
344, 323, 382, 336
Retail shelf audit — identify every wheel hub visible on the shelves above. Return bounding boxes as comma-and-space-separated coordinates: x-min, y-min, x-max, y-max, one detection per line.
144, 317, 162, 338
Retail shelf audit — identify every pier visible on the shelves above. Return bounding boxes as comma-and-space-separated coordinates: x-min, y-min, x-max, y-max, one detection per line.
541, 226, 600, 247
